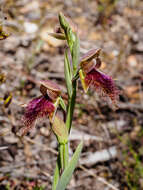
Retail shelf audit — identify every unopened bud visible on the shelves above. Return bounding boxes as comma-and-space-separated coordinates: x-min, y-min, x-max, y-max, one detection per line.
59, 12, 70, 32
59, 12, 78, 34
52, 115, 68, 145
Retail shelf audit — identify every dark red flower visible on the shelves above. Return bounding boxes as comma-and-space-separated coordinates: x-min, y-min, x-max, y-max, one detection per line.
79, 49, 119, 102
84, 68, 118, 102
18, 80, 61, 136
18, 96, 55, 136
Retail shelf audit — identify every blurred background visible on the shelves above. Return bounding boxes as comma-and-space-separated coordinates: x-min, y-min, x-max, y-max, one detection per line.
0, 0, 143, 189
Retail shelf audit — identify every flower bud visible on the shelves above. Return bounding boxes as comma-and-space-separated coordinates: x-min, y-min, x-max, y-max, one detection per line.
52, 115, 68, 145
59, 12, 77, 33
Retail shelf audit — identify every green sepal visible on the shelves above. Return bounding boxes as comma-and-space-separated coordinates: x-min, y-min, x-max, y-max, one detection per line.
59, 97, 67, 112
79, 69, 89, 93
52, 116, 68, 145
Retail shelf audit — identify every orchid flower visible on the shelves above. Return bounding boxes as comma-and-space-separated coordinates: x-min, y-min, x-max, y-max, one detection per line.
79, 49, 119, 102
18, 80, 61, 136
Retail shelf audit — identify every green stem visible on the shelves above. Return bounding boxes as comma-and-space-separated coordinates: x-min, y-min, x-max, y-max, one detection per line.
59, 142, 69, 171
63, 143, 69, 168
59, 144, 64, 171
66, 80, 77, 132
52, 143, 69, 189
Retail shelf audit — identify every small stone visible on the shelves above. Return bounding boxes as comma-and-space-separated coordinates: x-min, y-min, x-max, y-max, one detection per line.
112, 50, 119, 57
40, 127, 50, 136
127, 55, 138, 67
3, 36, 20, 52
132, 33, 139, 42
4, 134, 19, 143
24, 22, 38, 33
136, 42, 143, 52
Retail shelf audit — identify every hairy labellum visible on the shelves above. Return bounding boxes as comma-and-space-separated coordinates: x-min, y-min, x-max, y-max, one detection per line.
85, 68, 118, 102
18, 96, 55, 136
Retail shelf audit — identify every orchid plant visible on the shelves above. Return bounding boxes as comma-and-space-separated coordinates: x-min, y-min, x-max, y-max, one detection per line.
18, 13, 119, 190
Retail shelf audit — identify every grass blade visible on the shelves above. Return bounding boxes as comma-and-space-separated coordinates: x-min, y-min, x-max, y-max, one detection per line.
64, 50, 73, 98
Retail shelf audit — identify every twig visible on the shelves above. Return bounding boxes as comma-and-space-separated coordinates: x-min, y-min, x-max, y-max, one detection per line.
0, 146, 8, 150
70, 128, 105, 142
24, 136, 58, 155
79, 165, 119, 190
80, 146, 117, 165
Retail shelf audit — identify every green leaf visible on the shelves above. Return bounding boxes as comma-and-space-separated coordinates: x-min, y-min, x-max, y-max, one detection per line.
72, 34, 80, 76
56, 141, 83, 190
52, 157, 61, 190
64, 50, 73, 98
59, 97, 67, 112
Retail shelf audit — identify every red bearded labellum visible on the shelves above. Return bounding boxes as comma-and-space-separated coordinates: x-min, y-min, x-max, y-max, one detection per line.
18, 96, 55, 136
85, 68, 119, 102
18, 80, 61, 136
